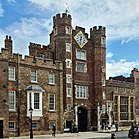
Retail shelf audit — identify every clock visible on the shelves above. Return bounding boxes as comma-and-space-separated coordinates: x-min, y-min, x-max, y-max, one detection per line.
74, 31, 88, 48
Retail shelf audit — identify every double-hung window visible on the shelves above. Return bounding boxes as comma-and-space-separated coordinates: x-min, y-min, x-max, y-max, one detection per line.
31, 70, 37, 82
8, 67, 15, 80
48, 72, 55, 84
49, 94, 55, 111
9, 91, 16, 111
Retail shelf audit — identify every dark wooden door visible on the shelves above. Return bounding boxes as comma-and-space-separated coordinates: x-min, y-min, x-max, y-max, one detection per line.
0, 120, 3, 138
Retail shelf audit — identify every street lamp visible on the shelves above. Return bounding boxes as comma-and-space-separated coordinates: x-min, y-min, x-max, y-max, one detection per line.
29, 107, 33, 139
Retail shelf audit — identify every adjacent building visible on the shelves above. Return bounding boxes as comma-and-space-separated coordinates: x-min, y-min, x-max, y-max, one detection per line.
106, 68, 139, 128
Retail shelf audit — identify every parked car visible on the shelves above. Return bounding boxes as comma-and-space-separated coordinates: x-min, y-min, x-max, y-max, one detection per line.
128, 125, 139, 139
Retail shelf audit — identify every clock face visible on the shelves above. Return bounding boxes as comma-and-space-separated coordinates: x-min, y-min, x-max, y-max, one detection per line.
74, 31, 88, 48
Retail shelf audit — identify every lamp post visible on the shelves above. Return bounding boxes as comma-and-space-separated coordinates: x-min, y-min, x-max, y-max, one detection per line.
29, 107, 33, 139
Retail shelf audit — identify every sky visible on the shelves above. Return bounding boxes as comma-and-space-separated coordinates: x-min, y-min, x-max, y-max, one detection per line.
0, 0, 139, 79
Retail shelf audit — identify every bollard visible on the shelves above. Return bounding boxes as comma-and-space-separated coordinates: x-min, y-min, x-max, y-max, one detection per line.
111, 133, 115, 139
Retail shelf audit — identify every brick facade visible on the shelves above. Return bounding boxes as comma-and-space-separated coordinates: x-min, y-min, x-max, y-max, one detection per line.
1, 12, 138, 138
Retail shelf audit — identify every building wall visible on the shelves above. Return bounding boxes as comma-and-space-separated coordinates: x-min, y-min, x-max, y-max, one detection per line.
0, 36, 63, 137
0, 56, 9, 138
106, 77, 135, 126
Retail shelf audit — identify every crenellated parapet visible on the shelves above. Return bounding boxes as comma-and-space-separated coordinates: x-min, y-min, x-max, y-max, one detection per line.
90, 26, 106, 37
28, 42, 51, 56
53, 13, 72, 27
7, 53, 63, 70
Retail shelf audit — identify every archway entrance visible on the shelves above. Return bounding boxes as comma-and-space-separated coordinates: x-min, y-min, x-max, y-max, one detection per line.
78, 107, 88, 131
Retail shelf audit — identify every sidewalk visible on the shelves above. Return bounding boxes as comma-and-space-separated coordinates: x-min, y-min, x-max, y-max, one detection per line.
7, 127, 129, 139
8, 132, 111, 139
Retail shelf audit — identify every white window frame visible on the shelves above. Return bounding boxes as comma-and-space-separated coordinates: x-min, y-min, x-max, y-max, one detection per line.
67, 88, 72, 97
76, 85, 87, 99
66, 26, 71, 34
65, 59, 72, 68
76, 62, 87, 72
66, 43, 71, 52
102, 79, 105, 86
48, 72, 55, 84
9, 121, 16, 130
66, 74, 72, 83
76, 49, 86, 60
31, 70, 37, 82
9, 91, 16, 111
8, 67, 15, 80
49, 94, 55, 111
27, 91, 42, 117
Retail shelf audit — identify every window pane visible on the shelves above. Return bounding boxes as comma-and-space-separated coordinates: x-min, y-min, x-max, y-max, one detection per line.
8, 67, 15, 80
9, 91, 15, 110
48, 73, 55, 84
31, 71, 37, 82
120, 97, 128, 120
9, 121, 15, 130
49, 94, 55, 111
76, 85, 87, 98
66, 43, 71, 52
77, 62, 85, 72
76, 50, 86, 60
34, 93, 39, 109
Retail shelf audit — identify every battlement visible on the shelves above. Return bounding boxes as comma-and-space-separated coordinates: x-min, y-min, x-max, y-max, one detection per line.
53, 13, 71, 20
53, 13, 72, 26
29, 42, 41, 49
90, 26, 106, 36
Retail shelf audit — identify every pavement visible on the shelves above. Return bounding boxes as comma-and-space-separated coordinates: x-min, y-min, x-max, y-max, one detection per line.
8, 131, 112, 139
7, 127, 130, 139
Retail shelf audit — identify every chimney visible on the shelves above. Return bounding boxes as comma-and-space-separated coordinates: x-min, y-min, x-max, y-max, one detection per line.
5, 35, 13, 56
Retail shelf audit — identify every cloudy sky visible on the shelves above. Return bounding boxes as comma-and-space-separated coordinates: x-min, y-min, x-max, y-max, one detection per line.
0, 0, 139, 79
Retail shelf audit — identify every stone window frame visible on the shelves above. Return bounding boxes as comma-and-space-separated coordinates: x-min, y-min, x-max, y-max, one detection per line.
9, 121, 16, 130
67, 87, 72, 97
76, 61, 87, 73
76, 49, 86, 60
31, 70, 37, 83
49, 93, 55, 111
48, 72, 55, 85
65, 26, 71, 34
8, 66, 15, 81
75, 85, 87, 99
65, 59, 72, 68
9, 91, 16, 111
66, 43, 71, 52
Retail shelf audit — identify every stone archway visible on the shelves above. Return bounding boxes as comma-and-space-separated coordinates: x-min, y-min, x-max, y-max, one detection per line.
78, 106, 88, 131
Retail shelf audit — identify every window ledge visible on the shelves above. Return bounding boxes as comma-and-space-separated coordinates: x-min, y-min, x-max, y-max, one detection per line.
48, 110, 55, 113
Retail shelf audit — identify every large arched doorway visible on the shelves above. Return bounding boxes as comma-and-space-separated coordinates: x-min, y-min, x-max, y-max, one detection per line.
78, 106, 88, 131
